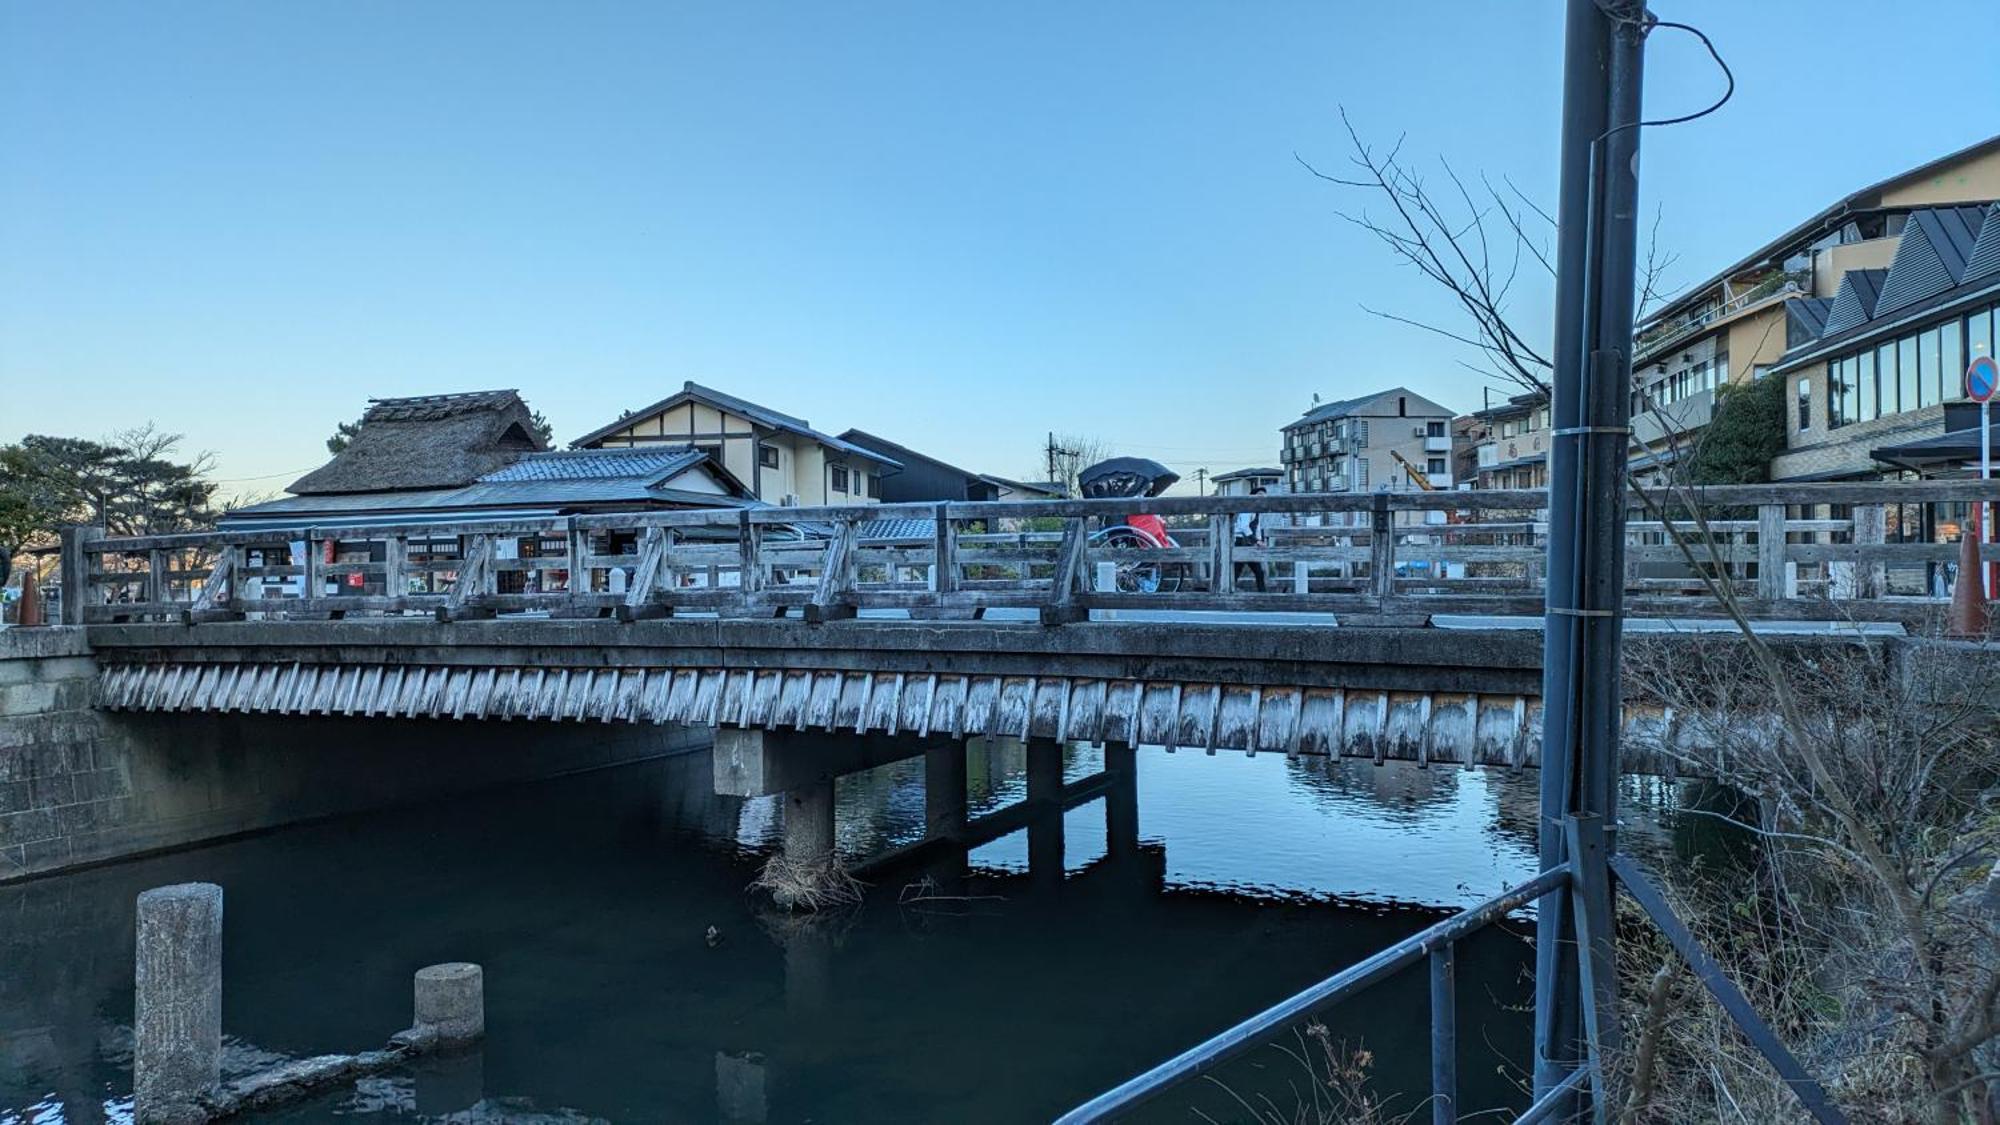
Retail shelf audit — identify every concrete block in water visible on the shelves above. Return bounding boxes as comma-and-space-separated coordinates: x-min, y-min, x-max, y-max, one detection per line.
134, 882, 223, 1125
413, 962, 485, 1046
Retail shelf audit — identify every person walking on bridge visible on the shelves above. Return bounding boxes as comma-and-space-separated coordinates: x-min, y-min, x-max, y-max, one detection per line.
1232, 488, 1267, 593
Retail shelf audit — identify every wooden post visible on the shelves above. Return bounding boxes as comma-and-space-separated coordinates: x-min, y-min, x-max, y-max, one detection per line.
439, 534, 496, 621
1370, 493, 1396, 602
301, 529, 324, 607
738, 511, 764, 597
148, 549, 166, 610
932, 504, 958, 596
1210, 513, 1234, 595
1041, 517, 1088, 625
805, 520, 855, 623
384, 534, 408, 604
565, 519, 587, 597
1756, 503, 1787, 602
59, 525, 101, 625
1852, 503, 1886, 600
619, 525, 672, 622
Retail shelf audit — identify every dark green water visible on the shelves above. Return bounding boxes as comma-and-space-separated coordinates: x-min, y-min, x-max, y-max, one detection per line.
0, 741, 1629, 1123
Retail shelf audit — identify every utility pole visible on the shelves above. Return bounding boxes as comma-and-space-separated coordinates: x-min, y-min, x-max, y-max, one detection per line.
1533, 0, 1645, 1116
1192, 468, 1208, 496
1046, 432, 1081, 496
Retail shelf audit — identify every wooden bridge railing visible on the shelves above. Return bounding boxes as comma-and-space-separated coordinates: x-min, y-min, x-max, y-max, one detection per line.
56, 480, 2000, 626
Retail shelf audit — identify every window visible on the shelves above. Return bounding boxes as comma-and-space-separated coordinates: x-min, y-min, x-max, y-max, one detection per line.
1426, 457, 1448, 476
1501, 420, 1519, 439
1877, 343, 1897, 415
1971, 307, 1995, 366
1829, 357, 1850, 428
1355, 421, 1369, 447
1943, 318, 1964, 400
1858, 350, 1876, 421
1355, 459, 1370, 489
865, 473, 881, 499
1899, 335, 1919, 412
1426, 420, 1447, 437
1928, 324, 1944, 402
1796, 378, 1812, 431
830, 465, 849, 493
758, 444, 780, 469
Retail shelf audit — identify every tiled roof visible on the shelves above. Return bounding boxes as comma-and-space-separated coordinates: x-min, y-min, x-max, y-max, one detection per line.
479, 448, 704, 483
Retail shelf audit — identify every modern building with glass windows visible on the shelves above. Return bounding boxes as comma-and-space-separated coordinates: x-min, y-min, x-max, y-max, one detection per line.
1772, 203, 2000, 482
1629, 135, 2000, 484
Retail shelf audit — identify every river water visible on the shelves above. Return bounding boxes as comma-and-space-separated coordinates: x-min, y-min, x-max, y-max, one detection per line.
0, 740, 1679, 1123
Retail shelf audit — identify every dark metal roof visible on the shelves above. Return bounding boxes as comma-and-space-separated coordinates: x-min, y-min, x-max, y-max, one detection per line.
569, 381, 899, 467
1967, 203, 2000, 283
1786, 297, 1833, 349
1211, 467, 1284, 482
836, 429, 980, 483
1820, 269, 1889, 336
1869, 422, 2000, 467
1874, 206, 1988, 317
976, 474, 1065, 497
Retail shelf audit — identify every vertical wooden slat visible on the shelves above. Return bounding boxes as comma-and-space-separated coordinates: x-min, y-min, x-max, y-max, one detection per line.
933, 503, 959, 595
384, 534, 408, 604
302, 528, 324, 605
1851, 503, 1886, 599
1370, 494, 1396, 601
1756, 503, 1787, 602
1210, 513, 1235, 596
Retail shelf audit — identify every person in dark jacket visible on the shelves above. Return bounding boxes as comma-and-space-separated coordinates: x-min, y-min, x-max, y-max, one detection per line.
1231, 487, 1267, 592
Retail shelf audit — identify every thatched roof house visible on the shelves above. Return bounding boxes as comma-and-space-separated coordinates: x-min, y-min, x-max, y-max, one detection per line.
289, 390, 545, 495
223, 390, 756, 532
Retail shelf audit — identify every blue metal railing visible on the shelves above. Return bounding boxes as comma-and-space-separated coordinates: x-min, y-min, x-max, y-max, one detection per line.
1052, 865, 1572, 1124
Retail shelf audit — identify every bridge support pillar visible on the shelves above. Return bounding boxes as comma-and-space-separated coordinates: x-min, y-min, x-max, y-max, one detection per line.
782, 780, 836, 866
1026, 739, 1065, 888
924, 743, 967, 845
1103, 742, 1139, 859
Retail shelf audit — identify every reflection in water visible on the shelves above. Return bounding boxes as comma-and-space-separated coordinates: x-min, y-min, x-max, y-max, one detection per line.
0, 739, 1684, 1124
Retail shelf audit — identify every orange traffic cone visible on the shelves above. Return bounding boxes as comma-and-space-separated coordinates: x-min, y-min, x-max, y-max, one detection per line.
1949, 507, 1989, 638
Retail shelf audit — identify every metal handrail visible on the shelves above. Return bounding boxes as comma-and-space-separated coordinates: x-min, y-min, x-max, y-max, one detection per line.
1050, 864, 1571, 1124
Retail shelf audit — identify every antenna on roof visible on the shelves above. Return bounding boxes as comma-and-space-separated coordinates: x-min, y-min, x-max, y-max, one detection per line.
1312, 392, 1321, 404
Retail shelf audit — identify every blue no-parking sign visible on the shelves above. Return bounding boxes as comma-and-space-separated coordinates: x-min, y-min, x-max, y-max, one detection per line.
1968, 355, 1999, 402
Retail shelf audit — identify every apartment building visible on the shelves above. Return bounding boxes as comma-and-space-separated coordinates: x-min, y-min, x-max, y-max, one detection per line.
1280, 388, 1456, 529
1465, 391, 1552, 490
1210, 467, 1284, 498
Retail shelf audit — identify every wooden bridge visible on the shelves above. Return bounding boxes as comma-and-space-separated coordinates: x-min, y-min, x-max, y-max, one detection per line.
57, 479, 1993, 786
57, 480, 2000, 628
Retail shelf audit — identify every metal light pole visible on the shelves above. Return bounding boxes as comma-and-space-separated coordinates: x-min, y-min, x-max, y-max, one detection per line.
1534, 0, 1646, 1112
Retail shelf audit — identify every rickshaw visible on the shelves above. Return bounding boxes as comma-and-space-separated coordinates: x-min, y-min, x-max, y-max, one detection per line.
1079, 457, 1186, 593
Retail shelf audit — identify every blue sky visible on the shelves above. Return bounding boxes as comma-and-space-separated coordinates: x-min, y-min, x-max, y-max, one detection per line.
3, 2, 1995, 494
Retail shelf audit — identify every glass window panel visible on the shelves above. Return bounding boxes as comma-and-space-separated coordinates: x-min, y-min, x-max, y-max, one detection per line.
1797, 377, 1812, 431
1971, 307, 1995, 366
1877, 344, 1897, 416
1857, 350, 1876, 420
1944, 319, 1964, 400
1926, 326, 1946, 405
1842, 356, 1861, 425
1899, 335, 1919, 413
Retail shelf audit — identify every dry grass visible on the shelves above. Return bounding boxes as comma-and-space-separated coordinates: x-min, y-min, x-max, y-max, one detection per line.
750, 853, 866, 912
